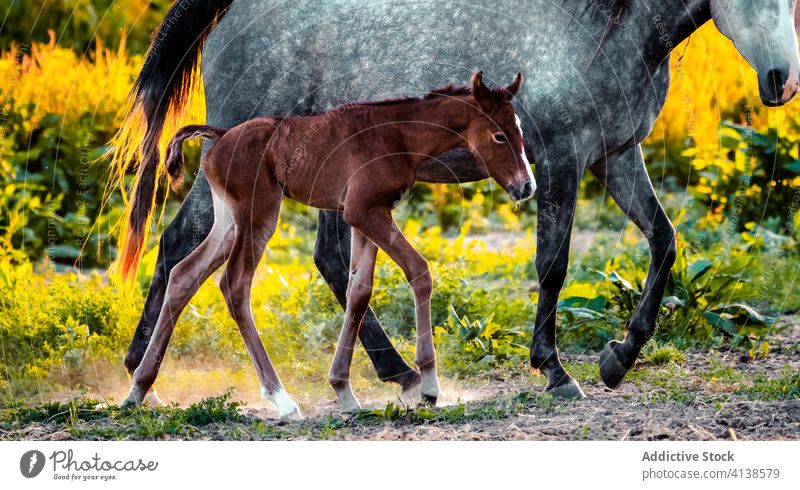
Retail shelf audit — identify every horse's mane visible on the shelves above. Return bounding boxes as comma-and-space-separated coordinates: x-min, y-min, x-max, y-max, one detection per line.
603, 0, 629, 37
611, 0, 627, 21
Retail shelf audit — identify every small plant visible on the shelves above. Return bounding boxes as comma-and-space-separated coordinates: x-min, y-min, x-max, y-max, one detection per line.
740, 368, 800, 401
642, 343, 685, 366
659, 238, 775, 350
181, 389, 244, 426
435, 306, 529, 376
556, 235, 775, 352
350, 392, 556, 426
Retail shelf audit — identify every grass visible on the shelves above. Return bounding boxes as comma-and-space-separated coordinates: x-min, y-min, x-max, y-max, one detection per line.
0, 390, 246, 440
642, 343, 686, 366
0, 386, 562, 440
740, 369, 800, 401
350, 390, 558, 425
2, 351, 797, 441
562, 362, 601, 384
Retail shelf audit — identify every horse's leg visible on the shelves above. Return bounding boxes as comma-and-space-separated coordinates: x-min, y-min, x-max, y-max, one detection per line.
220, 192, 302, 420
124, 172, 214, 405
345, 208, 440, 405
530, 158, 586, 399
589, 144, 677, 389
122, 192, 233, 406
315, 210, 421, 394
328, 229, 378, 412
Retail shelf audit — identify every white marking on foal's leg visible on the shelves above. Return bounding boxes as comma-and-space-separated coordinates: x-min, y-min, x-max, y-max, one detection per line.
261, 386, 303, 420
143, 388, 164, 407
122, 380, 147, 407
420, 366, 442, 400
331, 380, 361, 413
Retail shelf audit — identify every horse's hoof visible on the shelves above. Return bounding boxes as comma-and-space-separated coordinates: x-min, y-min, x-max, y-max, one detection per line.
599, 340, 633, 389
394, 370, 422, 395
546, 378, 586, 400
420, 393, 438, 406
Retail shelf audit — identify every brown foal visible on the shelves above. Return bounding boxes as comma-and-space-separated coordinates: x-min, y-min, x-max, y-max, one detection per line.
121, 72, 534, 418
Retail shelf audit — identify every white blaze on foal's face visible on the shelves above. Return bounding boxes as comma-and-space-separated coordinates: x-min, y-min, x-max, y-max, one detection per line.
515, 115, 536, 194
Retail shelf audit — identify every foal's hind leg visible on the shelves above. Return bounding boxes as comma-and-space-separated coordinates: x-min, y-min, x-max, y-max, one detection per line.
220, 194, 302, 420
124, 172, 215, 406
123, 193, 234, 406
589, 144, 676, 389
328, 229, 378, 412
315, 210, 421, 394
345, 207, 441, 405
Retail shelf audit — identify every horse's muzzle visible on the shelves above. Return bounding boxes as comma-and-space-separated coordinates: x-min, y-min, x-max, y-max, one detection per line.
761, 68, 799, 106
508, 179, 535, 202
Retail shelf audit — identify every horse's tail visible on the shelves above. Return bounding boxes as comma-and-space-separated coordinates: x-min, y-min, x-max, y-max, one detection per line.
113, 0, 234, 282
165, 125, 228, 187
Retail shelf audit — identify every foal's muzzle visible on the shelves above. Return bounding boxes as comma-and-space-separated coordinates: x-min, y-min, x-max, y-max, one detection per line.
508, 179, 535, 202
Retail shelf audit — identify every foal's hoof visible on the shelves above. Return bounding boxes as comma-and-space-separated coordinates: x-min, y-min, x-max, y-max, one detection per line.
341, 401, 362, 414
599, 340, 634, 389
546, 378, 586, 400
143, 390, 165, 407
279, 407, 304, 422
120, 396, 141, 410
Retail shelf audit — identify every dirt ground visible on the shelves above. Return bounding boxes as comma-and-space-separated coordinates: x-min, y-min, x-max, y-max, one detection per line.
3, 319, 798, 441
285, 351, 800, 441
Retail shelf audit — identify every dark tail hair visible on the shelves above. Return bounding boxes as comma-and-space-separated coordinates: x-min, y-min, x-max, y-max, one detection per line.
165, 125, 228, 187
115, 0, 234, 282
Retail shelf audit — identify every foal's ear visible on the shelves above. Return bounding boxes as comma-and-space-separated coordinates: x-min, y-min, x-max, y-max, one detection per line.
505, 73, 524, 99
471, 71, 494, 110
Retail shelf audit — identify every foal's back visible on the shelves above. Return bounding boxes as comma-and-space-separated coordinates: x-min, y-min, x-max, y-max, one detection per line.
203, 117, 283, 200
204, 106, 420, 211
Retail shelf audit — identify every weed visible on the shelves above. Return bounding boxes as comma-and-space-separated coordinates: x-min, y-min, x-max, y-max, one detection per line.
642, 343, 686, 366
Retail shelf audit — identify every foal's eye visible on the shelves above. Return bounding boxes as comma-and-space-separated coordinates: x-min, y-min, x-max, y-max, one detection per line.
492, 132, 508, 144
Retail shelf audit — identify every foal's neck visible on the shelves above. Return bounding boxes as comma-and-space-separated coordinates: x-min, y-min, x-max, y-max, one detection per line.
371, 96, 476, 165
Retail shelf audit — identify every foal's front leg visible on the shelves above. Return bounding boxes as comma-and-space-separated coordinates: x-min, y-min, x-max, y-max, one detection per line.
328, 229, 378, 412
347, 208, 441, 405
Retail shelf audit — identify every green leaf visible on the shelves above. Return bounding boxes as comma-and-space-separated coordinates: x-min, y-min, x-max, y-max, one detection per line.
558, 296, 607, 312
608, 271, 634, 291
785, 159, 800, 173
46, 244, 81, 260
711, 303, 775, 326
661, 296, 685, 308
687, 258, 714, 283
703, 311, 737, 337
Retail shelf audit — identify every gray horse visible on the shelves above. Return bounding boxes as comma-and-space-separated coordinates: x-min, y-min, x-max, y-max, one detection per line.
117, 0, 799, 414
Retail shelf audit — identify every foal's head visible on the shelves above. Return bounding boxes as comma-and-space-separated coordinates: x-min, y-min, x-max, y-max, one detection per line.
464, 72, 534, 202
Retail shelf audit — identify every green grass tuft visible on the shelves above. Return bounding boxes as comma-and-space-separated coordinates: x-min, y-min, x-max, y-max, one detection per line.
643, 343, 686, 366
